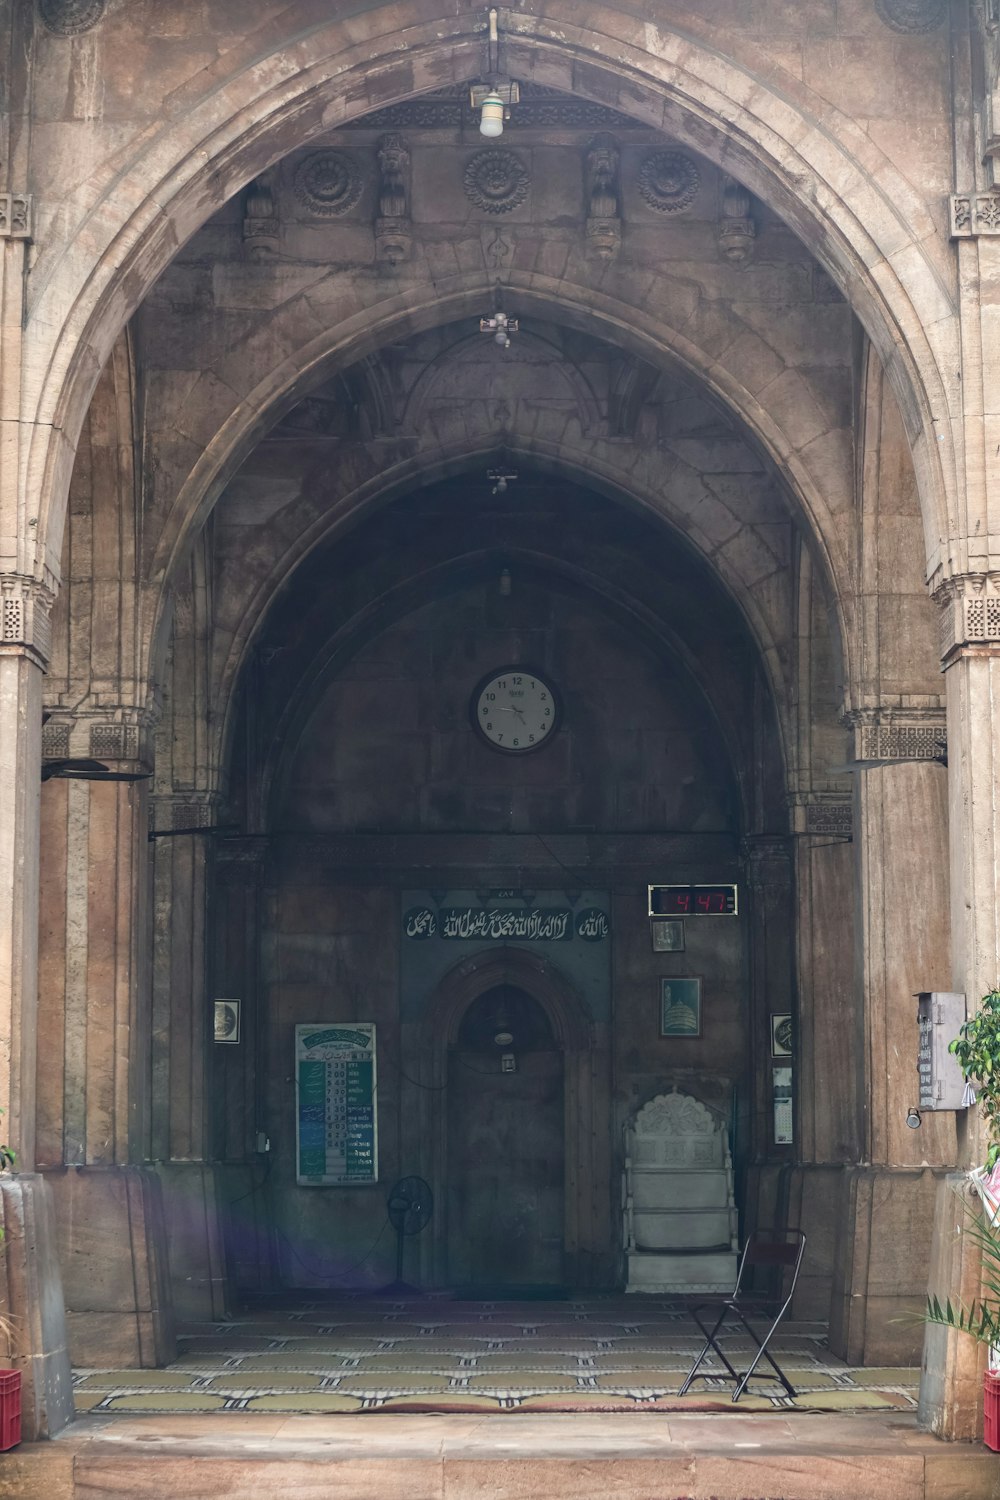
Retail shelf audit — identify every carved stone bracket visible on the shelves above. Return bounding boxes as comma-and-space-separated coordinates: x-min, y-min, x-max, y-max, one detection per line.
804, 802, 854, 838
585, 134, 621, 262
148, 792, 222, 844
243, 174, 279, 257
937, 572, 1000, 659
718, 176, 755, 265
216, 836, 270, 885
742, 836, 793, 892
375, 134, 411, 266
42, 705, 158, 767
950, 192, 1000, 237
846, 707, 947, 762
0, 577, 54, 669
0, 194, 32, 239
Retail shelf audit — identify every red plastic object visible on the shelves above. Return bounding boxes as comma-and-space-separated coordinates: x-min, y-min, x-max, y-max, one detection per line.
984, 1370, 1000, 1452
0, 1369, 20, 1451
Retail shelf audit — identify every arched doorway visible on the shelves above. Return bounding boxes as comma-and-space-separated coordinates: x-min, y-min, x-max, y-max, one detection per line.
406, 947, 607, 1291
447, 986, 565, 1292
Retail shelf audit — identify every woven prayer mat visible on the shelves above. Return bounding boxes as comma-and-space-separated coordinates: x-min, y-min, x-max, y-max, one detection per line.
72, 1296, 920, 1417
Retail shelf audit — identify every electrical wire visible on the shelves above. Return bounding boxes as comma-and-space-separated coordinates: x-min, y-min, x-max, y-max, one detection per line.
274, 1218, 391, 1285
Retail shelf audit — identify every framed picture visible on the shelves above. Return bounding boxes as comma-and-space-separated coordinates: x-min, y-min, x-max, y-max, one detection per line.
214, 998, 241, 1045
651, 918, 685, 953
771, 1013, 793, 1058
659, 977, 701, 1038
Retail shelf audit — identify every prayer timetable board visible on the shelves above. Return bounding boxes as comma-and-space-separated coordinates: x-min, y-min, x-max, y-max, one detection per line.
295, 1024, 378, 1186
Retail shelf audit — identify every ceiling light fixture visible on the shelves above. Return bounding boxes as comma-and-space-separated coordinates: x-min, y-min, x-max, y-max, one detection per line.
488, 468, 518, 495
470, 8, 519, 137
480, 311, 518, 348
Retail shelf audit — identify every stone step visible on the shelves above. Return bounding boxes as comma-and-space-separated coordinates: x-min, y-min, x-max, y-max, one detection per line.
2, 1411, 999, 1500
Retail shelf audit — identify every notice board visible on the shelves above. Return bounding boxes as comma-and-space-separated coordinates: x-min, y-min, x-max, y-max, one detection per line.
295, 1023, 378, 1185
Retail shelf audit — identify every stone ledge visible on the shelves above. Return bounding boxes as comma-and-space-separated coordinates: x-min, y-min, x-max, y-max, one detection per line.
4, 1411, 1000, 1500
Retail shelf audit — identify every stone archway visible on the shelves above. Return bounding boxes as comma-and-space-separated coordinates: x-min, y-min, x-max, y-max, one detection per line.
22, 4, 956, 601
403, 948, 611, 1290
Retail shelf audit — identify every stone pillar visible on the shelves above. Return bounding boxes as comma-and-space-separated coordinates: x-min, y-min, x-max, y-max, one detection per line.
148, 792, 228, 1323
740, 838, 794, 1262
37, 711, 175, 1367
788, 800, 860, 1323
214, 839, 275, 1296
920, 578, 1000, 1436
0, 580, 74, 1433
825, 710, 955, 1365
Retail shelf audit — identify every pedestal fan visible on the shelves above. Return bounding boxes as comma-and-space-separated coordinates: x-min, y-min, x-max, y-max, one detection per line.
381, 1175, 434, 1296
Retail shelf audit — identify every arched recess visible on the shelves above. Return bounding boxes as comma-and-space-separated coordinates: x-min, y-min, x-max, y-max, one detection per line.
401, 947, 609, 1289
25, 6, 956, 597
145, 280, 854, 648
254, 543, 784, 842
207, 438, 836, 819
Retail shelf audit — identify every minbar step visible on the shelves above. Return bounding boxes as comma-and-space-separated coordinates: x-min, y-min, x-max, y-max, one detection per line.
1, 1411, 998, 1500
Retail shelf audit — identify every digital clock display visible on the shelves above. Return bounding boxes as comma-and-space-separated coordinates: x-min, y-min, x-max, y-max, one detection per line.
648, 884, 738, 917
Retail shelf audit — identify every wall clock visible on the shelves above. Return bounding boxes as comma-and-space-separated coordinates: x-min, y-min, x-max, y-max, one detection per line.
471, 666, 559, 753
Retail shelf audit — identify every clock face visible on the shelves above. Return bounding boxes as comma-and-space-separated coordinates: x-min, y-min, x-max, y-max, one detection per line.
472, 667, 559, 754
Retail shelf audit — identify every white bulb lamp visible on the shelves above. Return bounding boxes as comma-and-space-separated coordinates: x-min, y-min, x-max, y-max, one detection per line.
479, 90, 505, 137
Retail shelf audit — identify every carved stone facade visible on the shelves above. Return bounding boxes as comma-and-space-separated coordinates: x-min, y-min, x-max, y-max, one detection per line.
938, 573, 1000, 657
37, 0, 105, 34
637, 151, 700, 214
585, 134, 621, 261
0, 0, 998, 1458
950, 193, 1000, 236
374, 134, 411, 265
0, 194, 32, 239
874, 0, 947, 32
718, 175, 755, 264
0, 577, 53, 669
462, 148, 530, 214
292, 151, 364, 217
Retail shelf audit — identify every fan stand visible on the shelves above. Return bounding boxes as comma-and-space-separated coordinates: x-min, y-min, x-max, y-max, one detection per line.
379, 1223, 422, 1298
379, 1175, 434, 1296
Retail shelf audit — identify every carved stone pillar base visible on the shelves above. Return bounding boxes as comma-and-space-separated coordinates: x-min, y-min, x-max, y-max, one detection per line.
43, 1164, 175, 1367
773, 1162, 948, 1361
152, 1162, 228, 1323
918, 1172, 987, 1440
0, 1174, 74, 1437
828, 1165, 948, 1365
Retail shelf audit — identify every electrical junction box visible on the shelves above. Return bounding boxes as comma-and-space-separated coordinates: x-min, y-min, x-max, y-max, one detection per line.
916, 992, 968, 1110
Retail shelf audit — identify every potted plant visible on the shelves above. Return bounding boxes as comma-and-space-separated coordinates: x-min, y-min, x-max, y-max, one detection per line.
925, 988, 1000, 1449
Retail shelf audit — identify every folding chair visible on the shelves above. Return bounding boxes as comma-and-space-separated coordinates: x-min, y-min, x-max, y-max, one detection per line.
678, 1228, 806, 1402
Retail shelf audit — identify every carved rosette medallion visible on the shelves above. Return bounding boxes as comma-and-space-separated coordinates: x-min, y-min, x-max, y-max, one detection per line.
462, 149, 530, 215
637, 151, 700, 215
38, 0, 105, 34
874, 0, 947, 32
292, 151, 364, 217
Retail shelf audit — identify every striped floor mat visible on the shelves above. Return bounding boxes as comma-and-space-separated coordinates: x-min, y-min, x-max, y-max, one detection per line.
72, 1297, 920, 1416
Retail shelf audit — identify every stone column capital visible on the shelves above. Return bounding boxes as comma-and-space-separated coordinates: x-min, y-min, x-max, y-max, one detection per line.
935, 571, 1000, 664
741, 835, 793, 891
41, 703, 159, 769
841, 704, 947, 761
0, 576, 54, 672
215, 835, 270, 884
149, 790, 222, 831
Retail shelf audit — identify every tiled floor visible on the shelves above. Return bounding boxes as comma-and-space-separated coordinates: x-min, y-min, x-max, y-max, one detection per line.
72, 1296, 920, 1416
